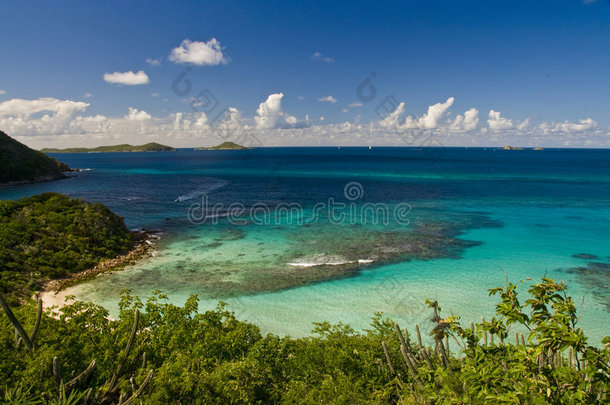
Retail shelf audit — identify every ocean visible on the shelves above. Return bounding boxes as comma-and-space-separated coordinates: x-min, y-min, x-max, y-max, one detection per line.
2, 147, 609, 343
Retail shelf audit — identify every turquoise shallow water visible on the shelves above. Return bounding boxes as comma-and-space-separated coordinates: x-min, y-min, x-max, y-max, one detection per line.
1, 147, 609, 343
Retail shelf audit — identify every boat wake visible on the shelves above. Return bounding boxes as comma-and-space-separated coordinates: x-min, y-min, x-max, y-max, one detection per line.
175, 179, 228, 202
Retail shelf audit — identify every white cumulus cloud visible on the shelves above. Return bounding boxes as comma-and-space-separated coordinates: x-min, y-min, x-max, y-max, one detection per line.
146, 58, 161, 66
405, 97, 455, 129
379, 102, 406, 129
3, 93, 607, 150
0, 98, 88, 117
318, 95, 338, 103
193, 112, 209, 128
0, 97, 90, 136
255, 93, 298, 129
539, 118, 597, 133
169, 39, 228, 66
517, 118, 530, 131
103, 70, 149, 85
125, 107, 151, 121
311, 52, 334, 63
381, 98, 456, 131
487, 110, 513, 130
451, 108, 479, 131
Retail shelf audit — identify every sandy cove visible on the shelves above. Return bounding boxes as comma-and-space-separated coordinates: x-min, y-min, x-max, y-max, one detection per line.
39, 229, 160, 310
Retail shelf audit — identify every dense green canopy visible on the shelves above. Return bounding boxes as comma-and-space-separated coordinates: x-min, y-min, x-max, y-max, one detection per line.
0, 193, 132, 303
199, 141, 249, 150
0, 131, 69, 185
0, 279, 608, 403
41, 143, 176, 153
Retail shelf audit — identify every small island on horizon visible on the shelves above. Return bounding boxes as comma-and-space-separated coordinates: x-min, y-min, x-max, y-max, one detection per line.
197, 141, 250, 150
502, 145, 544, 151
41, 142, 176, 153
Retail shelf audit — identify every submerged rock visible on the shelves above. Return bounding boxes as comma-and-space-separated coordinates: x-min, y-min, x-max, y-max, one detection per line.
572, 253, 599, 260
562, 261, 610, 311
166, 213, 501, 298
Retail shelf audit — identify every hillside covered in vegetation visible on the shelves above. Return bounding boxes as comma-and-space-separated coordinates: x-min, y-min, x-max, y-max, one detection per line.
0, 193, 132, 304
0, 131, 70, 186
0, 278, 608, 403
41, 143, 176, 153
198, 141, 249, 150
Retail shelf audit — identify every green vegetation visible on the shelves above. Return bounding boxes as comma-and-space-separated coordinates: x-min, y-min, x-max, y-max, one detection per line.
198, 141, 249, 150
41, 143, 176, 153
0, 193, 132, 304
0, 192, 607, 402
0, 131, 70, 186
1, 278, 608, 403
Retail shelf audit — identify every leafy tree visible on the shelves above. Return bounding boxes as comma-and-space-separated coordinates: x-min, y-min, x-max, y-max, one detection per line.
0, 193, 132, 304
0, 279, 608, 404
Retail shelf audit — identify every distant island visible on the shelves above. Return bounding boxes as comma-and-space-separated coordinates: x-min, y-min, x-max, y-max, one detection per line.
502, 145, 544, 151
198, 141, 250, 150
41, 142, 176, 153
0, 131, 71, 187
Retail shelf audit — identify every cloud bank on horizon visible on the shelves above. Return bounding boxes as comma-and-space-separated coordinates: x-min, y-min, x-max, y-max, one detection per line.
0, 92, 605, 149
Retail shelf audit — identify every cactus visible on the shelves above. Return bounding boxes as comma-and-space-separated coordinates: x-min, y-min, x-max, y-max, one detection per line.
403, 328, 410, 347
103, 309, 140, 398
414, 323, 423, 350
1, 294, 152, 403
400, 341, 424, 389
65, 360, 96, 391
436, 338, 450, 369
420, 348, 433, 370
120, 370, 153, 405
53, 357, 62, 387
520, 333, 525, 348
60, 309, 151, 404
0, 292, 40, 351
394, 323, 409, 353
381, 341, 396, 375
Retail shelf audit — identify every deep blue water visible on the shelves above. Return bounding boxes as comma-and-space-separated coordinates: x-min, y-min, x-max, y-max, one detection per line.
2, 147, 609, 341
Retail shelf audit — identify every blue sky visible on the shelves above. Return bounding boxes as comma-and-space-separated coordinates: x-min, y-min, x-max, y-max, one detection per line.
1, 0, 609, 148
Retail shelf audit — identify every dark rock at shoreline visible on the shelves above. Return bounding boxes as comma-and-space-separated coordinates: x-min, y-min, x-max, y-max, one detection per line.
45, 229, 161, 293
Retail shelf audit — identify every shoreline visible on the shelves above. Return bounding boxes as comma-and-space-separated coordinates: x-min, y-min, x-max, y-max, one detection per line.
40, 229, 161, 309
0, 173, 68, 189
